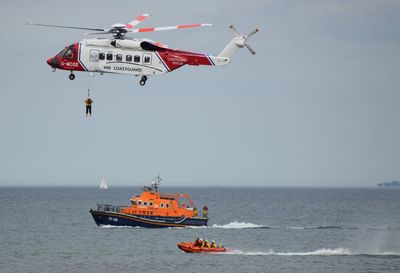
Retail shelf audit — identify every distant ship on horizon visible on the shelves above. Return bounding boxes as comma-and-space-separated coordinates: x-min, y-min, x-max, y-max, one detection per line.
377, 180, 400, 188
99, 177, 108, 190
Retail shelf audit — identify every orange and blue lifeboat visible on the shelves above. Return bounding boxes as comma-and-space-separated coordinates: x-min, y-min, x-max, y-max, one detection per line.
89, 176, 208, 228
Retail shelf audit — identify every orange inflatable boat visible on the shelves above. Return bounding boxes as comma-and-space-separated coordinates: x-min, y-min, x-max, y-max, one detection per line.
177, 242, 230, 253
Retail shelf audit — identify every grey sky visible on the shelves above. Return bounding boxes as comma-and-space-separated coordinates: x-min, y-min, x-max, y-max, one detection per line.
0, 0, 399, 187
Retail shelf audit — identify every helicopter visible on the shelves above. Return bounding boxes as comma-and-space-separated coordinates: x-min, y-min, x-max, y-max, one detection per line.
27, 14, 259, 86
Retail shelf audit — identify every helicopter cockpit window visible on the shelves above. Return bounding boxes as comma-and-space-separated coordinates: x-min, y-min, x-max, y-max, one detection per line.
116, 54, 122, 62
134, 55, 140, 63
89, 50, 99, 62
64, 48, 76, 60
126, 55, 132, 62
106, 53, 113, 61
56, 48, 68, 58
99, 53, 105, 60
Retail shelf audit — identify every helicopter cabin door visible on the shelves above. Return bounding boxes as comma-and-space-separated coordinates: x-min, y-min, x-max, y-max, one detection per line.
142, 53, 155, 75
88, 49, 100, 72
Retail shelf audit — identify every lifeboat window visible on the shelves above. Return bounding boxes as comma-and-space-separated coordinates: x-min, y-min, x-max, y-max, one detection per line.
134, 55, 140, 63
143, 54, 152, 64
126, 55, 132, 62
106, 53, 113, 61
149, 201, 154, 206
116, 54, 123, 61
138, 200, 142, 206
89, 50, 99, 62
166, 203, 170, 208
99, 53, 105, 60
143, 201, 148, 206
160, 203, 164, 208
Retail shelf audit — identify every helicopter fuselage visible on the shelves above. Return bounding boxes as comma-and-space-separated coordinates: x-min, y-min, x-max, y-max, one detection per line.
46, 38, 230, 84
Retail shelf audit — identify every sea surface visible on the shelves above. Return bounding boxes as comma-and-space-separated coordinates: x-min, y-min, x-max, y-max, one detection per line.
1, 187, 400, 273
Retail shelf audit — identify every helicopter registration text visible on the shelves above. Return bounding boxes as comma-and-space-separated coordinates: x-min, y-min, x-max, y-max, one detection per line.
60, 61, 80, 68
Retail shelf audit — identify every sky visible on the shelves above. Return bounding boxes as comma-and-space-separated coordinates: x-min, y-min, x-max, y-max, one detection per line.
0, 0, 399, 187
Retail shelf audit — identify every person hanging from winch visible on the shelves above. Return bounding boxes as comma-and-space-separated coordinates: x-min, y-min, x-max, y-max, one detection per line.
85, 89, 93, 117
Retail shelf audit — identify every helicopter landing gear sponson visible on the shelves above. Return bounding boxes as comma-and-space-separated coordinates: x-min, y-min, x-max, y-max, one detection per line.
69, 71, 75, 80
139, 75, 147, 86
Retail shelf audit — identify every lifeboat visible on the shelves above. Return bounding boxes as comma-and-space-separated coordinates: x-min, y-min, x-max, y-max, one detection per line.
89, 175, 208, 228
177, 242, 230, 253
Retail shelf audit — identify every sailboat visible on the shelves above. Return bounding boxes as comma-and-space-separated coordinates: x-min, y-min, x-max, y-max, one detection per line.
99, 177, 108, 190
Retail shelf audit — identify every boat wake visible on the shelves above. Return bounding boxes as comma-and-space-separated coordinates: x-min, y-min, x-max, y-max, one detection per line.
98, 222, 398, 231
222, 248, 400, 257
210, 221, 397, 231
211, 221, 268, 229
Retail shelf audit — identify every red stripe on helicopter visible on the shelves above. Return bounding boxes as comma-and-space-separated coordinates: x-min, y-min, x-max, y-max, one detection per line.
136, 15, 148, 22
155, 52, 171, 72
137, 27, 155, 32
177, 24, 201, 29
77, 43, 88, 71
126, 14, 150, 29
157, 50, 213, 71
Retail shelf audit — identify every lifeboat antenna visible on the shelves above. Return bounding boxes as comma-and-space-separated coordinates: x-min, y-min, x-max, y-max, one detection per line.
151, 174, 162, 192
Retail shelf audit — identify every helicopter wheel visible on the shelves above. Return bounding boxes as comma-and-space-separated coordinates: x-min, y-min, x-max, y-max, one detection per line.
69, 73, 75, 80
139, 76, 147, 86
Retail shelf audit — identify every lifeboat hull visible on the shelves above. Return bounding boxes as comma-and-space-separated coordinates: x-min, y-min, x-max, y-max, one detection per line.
90, 209, 208, 228
177, 242, 230, 253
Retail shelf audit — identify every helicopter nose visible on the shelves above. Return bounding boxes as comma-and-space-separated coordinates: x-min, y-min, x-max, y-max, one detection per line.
47, 57, 59, 68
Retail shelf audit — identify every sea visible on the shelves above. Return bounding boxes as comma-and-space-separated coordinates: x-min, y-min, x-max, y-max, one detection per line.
1, 187, 399, 273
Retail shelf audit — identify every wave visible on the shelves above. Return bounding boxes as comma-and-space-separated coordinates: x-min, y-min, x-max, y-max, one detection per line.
223, 248, 400, 257
288, 226, 350, 230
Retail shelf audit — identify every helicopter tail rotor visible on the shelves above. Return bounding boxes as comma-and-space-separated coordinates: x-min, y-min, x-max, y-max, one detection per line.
218, 25, 259, 58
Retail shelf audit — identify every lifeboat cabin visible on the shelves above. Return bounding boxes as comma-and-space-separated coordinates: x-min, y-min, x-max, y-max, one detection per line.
89, 176, 208, 228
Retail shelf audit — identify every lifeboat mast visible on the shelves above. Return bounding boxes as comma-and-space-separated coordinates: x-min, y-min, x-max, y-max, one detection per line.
142, 174, 162, 193
151, 174, 161, 192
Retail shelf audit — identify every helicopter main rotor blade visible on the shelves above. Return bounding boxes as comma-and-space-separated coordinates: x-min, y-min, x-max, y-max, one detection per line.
130, 23, 212, 33
125, 14, 151, 29
25, 22, 105, 32
84, 31, 112, 36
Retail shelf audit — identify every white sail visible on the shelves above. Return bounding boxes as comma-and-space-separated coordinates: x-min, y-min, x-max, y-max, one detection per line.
99, 177, 108, 190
